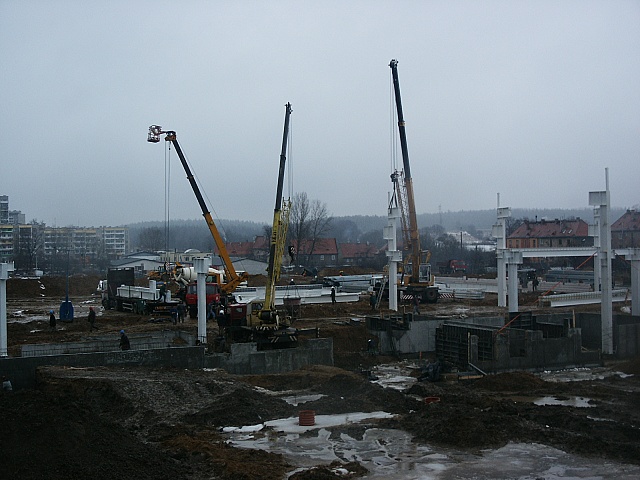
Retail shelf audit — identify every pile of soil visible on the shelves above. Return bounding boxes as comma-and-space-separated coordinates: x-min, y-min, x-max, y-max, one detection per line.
7, 275, 101, 298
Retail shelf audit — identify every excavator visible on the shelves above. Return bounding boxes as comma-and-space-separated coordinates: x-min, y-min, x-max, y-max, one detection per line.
389, 59, 439, 303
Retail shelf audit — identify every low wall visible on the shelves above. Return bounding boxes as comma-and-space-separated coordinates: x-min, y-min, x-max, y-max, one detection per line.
368, 315, 504, 355
21, 330, 196, 357
473, 328, 601, 373
0, 346, 205, 390
204, 338, 334, 375
577, 313, 640, 358
0, 338, 334, 390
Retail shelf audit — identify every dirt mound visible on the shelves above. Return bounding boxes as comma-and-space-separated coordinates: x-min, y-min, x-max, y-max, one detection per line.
616, 356, 640, 375
7, 275, 101, 298
0, 388, 189, 480
471, 371, 547, 392
290, 461, 368, 479
184, 384, 293, 427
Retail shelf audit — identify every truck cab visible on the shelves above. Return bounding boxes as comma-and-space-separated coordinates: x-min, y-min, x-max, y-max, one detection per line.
184, 282, 220, 318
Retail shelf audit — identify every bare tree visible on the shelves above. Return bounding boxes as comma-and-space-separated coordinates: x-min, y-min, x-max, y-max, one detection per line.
289, 192, 332, 265
138, 227, 165, 251
305, 199, 333, 265
289, 192, 310, 264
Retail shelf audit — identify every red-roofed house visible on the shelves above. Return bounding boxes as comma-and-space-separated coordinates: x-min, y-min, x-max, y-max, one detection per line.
507, 219, 592, 249
292, 238, 338, 267
215, 241, 254, 257
339, 242, 380, 266
612, 210, 640, 248
251, 235, 270, 261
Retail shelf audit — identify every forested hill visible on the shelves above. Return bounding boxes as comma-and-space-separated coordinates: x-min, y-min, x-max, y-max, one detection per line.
127, 207, 625, 252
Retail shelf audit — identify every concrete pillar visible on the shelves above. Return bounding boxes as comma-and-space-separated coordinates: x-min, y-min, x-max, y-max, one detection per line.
616, 249, 640, 315
385, 206, 402, 311
493, 207, 511, 307
590, 176, 613, 354
506, 251, 523, 313
591, 207, 601, 291
194, 257, 208, 345
0, 262, 15, 357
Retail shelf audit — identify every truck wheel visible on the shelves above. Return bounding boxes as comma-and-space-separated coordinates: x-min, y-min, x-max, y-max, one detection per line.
426, 289, 438, 303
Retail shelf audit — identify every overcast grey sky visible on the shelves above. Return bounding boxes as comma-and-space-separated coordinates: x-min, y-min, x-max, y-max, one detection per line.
1, 1, 638, 228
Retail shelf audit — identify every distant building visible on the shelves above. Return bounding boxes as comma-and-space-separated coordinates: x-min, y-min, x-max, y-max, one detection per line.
0, 224, 13, 262
111, 251, 164, 275
611, 209, 640, 249
216, 240, 254, 258
292, 238, 338, 267
251, 235, 270, 262
507, 218, 592, 249
339, 242, 380, 266
160, 249, 210, 265
0, 195, 8, 225
42, 226, 129, 264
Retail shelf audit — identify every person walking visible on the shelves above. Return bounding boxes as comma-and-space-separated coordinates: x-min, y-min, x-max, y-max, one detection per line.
119, 330, 131, 350
88, 307, 97, 331
177, 302, 185, 323
49, 310, 56, 331
330, 286, 336, 304
413, 295, 420, 315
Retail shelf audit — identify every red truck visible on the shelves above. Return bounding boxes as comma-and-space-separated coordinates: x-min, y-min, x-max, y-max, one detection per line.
184, 282, 221, 318
437, 259, 467, 275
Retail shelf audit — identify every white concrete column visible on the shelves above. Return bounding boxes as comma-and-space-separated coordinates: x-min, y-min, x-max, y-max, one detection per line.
385, 206, 402, 311
616, 249, 640, 316
0, 263, 15, 357
590, 180, 613, 354
630, 252, 640, 316
506, 251, 523, 313
194, 257, 208, 345
591, 207, 601, 291
493, 207, 511, 307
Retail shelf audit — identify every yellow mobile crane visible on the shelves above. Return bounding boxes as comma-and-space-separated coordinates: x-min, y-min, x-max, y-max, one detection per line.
389, 59, 438, 303
257, 102, 293, 322
147, 126, 249, 297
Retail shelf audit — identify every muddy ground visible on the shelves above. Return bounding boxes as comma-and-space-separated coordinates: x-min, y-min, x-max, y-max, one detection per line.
1, 275, 639, 479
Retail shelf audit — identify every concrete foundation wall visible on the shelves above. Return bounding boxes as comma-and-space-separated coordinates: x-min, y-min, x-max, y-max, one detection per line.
21, 331, 197, 357
204, 338, 334, 375
0, 346, 205, 390
374, 316, 504, 355
474, 328, 600, 373
0, 338, 333, 390
576, 313, 640, 358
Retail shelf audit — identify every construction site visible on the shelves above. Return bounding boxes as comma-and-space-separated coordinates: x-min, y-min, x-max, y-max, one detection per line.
0, 271, 639, 480
1, 62, 639, 479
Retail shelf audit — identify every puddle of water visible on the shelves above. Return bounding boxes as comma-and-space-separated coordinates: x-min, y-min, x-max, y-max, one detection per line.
539, 367, 627, 382
509, 395, 595, 408
534, 396, 594, 408
370, 363, 418, 391
225, 419, 640, 480
281, 394, 325, 406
